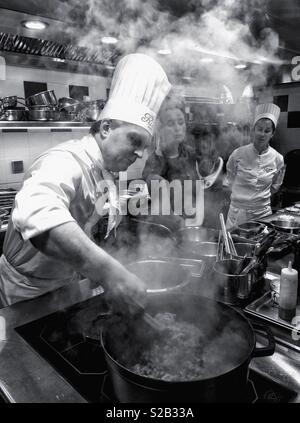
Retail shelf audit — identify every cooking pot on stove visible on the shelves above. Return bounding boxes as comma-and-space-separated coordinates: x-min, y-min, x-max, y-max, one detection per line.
101, 293, 275, 403
126, 259, 191, 294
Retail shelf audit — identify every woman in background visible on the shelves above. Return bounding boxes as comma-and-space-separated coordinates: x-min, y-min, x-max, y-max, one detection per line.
142, 93, 197, 228
226, 103, 285, 229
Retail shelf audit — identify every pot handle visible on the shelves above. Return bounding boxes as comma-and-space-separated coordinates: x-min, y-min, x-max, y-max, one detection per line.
251, 322, 276, 357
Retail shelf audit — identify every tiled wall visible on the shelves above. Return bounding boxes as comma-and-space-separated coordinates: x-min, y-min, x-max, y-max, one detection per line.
0, 128, 90, 190
258, 82, 300, 157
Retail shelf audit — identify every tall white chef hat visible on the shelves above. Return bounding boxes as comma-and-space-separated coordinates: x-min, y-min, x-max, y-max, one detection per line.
253, 103, 281, 129
99, 53, 171, 136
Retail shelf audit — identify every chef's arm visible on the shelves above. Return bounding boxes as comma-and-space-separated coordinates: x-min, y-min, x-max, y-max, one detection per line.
271, 164, 286, 195
30, 221, 147, 311
223, 153, 237, 191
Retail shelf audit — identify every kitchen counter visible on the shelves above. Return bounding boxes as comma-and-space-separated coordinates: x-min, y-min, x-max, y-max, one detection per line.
0, 275, 299, 403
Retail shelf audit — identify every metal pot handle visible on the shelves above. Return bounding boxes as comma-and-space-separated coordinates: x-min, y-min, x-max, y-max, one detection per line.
251, 322, 276, 357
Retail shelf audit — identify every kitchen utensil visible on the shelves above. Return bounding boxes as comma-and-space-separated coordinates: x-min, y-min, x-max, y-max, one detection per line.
219, 213, 230, 254
101, 292, 275, 403
25, 90, 58, 107
227, 232, 237, 256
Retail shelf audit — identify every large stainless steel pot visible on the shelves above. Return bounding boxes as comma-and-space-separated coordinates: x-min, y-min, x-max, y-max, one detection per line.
28, 109, 61, 121
101, 293, 275, 403
126, 259, 191, 294
176, 226, 219, 243
26, 90, 57, 107
178, 240, 218, 261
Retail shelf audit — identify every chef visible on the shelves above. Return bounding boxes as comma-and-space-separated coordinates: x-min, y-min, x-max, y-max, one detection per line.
226, 103, 285, 229
0, 53, 171, 308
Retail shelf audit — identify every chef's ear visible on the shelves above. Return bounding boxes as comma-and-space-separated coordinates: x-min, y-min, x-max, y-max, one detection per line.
99, 119, 112, 139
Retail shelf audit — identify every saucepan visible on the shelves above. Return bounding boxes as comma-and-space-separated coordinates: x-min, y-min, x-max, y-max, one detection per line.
25, 90, 58, 107
101, 292, 275, 403
0, 108, 27, 121
58, 97, 80, 110
175, 226, 219, 260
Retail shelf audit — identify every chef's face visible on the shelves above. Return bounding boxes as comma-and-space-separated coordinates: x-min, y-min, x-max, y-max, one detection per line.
101, 121, 151, 172
159, 108, 186, 152
253, 118, 274, 152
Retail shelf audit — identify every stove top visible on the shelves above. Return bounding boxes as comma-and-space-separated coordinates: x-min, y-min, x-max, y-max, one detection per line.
15, 294, 297, 404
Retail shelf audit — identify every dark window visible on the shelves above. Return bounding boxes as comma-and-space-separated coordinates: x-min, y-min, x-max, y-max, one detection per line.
69, 85, 89, 101
24, 81, 47, 99
287, 111, 300, 128
273, 95, 288, 112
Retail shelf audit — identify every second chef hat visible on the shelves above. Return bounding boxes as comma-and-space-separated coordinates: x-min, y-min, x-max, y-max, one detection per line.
254, 103, 281, 129
99, 53, 171, 136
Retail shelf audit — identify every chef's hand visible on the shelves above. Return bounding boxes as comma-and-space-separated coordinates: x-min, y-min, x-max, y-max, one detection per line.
105, 268, 148, 317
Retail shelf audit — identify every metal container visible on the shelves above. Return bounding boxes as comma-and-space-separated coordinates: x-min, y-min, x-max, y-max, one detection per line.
126, 259, 191, 294
28, 109, 61, 121
213, 258, 257, 303
178, 240, 218, 261
25, 90, 57, 107
234, 243, 256, 258
0, 108, 27, 121
176, 226, 219, 243
58, 97, 80, 110
270, 220, 300, 234
101, 293, 275, 403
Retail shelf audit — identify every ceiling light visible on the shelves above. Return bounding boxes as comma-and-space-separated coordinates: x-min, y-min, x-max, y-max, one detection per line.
101, 36, 118, 45
158, 49, 172, 55
22, 20, 48, 30
235, 63, 247, 69
53, 58, 65, 63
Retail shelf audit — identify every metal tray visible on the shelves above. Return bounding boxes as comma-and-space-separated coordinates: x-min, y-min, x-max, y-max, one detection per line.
245, 291, 300, 332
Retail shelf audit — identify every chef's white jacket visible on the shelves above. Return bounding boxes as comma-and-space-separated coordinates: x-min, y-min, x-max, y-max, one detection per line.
0, 134, 116, 306
226, 143, 285, 210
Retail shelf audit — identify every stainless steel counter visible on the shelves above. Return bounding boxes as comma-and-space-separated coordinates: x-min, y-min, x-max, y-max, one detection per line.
0, 275, 298, 403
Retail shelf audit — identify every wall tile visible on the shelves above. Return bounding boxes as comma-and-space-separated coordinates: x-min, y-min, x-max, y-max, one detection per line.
0, 80, 25, 98
1, 132, 29, 159
28, 131, 52, 160
50, 130, 73, 146
47, 83, 69, 99
288, 93, 300, 111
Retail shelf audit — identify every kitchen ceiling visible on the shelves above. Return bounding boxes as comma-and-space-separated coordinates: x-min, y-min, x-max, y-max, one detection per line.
0, 0, 300, 78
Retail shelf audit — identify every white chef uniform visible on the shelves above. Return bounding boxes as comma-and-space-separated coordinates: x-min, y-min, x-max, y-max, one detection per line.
226, 103, 284, 229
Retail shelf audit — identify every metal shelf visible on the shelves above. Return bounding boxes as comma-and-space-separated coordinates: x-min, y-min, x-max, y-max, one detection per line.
0, 121, 91, 130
